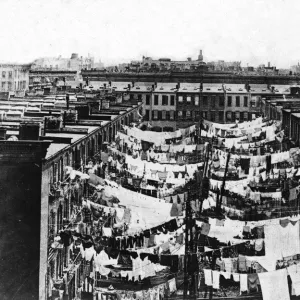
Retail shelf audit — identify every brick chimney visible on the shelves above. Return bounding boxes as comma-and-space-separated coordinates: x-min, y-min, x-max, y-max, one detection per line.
19, 122, 41, 140
0, 128, 7, 140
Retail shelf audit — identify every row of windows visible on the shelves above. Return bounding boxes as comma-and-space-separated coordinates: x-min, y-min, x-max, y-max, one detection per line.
144, 110, 202, 121
143, 94, 258, 109
227, 96, 250, 107
144, 109, 256, 123
2, 71, 13, 79
145, 110, 175, 121
0, 81, 27, 90
178, 95, 200, 106
148, 95, 176, 106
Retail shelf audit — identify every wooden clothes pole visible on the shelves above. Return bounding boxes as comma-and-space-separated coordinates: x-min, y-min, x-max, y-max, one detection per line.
216, 151, 231, 213
183, 188, 191, 299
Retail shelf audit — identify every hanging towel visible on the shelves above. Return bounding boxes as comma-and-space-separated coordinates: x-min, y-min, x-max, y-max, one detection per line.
212, 270, 220, 289
258, 269, 290, 300
288, 264, 300, 296
240, 274, 248, 294
204, 269, 212, 286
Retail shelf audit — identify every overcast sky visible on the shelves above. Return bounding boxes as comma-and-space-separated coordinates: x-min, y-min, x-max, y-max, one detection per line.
0, 0, 299, 68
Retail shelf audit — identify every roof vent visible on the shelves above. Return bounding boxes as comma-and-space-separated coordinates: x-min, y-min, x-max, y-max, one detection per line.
218, 88, 222, 91
136, 86, 140, 90
227, 88, 231, 91
238, 88, 243, 91
206, 88, 211, 91
262, 89, 266, 91
159, 87, 164, 90
183, 87, 187, 90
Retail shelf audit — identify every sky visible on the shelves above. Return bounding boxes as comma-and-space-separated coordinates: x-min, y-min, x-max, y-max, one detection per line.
0, 0, 299, 68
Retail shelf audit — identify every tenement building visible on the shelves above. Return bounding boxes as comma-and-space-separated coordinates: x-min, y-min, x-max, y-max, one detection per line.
0, 88, 141, 299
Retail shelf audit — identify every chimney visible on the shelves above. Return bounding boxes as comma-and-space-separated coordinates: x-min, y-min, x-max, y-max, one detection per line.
177, 82, 180, 89
154, 82, 157, 87
0, 128, 7, 140
63, 111, 67, 127
152, 84, 155, 90
66, 94, 70, 109
132, 81, 135, 87
268, 62, 271, 68
108, 81, 111, 86
128, 84, 131, 90
187, 57, 191, 62
19, 122, 40, 140
104, 83, 107, 89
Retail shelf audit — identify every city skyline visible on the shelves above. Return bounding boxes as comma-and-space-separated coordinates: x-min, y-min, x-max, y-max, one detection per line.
0, 0, 300, 68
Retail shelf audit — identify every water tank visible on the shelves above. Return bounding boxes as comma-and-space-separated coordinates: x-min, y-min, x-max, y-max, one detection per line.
71, 53, 79, 59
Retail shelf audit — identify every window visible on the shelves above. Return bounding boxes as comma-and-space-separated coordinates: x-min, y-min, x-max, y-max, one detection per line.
154, 95, 159, 105
152, 110, 158, 120
170, 111, 175, 120
244, 96, 248, 107
219, 96, 224, 107
210, 111, 215, 121
178, 96, 183, 103
211, 95, 216, 108
8, 71, 12, 79
187, 96, 191, 103
138, 94, 142, 100
235, 111, 240, 121
1, 82, 5, 89
162, 110, 166, 120
244, 112, 248, 120
177, 110, 183, 118
218, 111, 224, 122
186, 110, 191, 118
166, 111, 170, 120
170, 95, 175, 106
240, 112, 244, 122
195, 96, 199, 106
7, 82, 12, 91
236, 96, 240, 107
162, 95, 168, 106
2, 71, 5, 78
251, 100, 256, 107
203, 96, 208, 106
146, 95, 150, 105
227, 96, 232, 107
202, 111, 208, 119
158, 111, 162, 120
145, 110, 150, 121
226, 111, 232, 121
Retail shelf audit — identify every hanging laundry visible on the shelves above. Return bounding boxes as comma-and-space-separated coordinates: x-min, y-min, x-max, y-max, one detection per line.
212, 270, 220, 289
204, 269, 212, 286
258, 269, 290, 300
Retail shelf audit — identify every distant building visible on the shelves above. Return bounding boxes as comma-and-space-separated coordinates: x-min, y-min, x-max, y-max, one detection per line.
31, 53, 95, 72
126, 50, 208, 72
206, 60, 242, 72
291, 63, 300, 75
0, 64, 30, 94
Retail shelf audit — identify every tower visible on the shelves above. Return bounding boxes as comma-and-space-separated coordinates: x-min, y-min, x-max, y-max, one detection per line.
198, 50, 203, 62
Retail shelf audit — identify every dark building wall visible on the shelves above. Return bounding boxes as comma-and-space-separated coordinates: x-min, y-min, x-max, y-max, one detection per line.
0, 141, 50, 300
